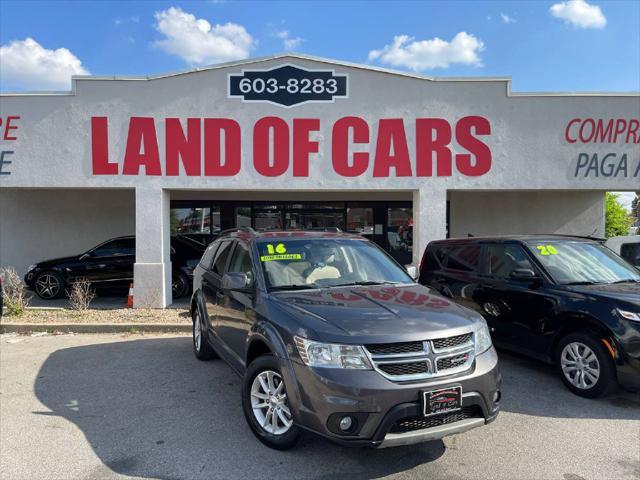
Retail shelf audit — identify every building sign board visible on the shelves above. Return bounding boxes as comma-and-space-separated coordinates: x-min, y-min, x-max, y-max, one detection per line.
228, 64, 348, 107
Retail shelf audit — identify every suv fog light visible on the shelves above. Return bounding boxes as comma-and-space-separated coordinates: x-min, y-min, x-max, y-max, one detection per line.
339, 416, 353, 431
493, 390, 501, 403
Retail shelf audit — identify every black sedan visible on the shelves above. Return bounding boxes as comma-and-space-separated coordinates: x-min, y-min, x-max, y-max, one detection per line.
24, 235, 204, 300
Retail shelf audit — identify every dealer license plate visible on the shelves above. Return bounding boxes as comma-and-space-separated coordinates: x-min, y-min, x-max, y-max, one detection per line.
422, 386, 462, 417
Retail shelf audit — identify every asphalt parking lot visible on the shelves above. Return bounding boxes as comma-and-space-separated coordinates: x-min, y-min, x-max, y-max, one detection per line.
1, 333, 638, 480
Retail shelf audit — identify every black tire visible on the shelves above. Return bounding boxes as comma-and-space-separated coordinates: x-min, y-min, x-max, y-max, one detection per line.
242, 355, 301, 450
555, 332, 617, 398
172, 272, 190, 299
192, 306, 217, 361
34, 271, 65, 300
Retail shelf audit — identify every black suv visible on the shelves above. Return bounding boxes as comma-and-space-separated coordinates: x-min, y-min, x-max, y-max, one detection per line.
419, 235, 640, 398
24, 235, 204, 300
190, 230, 500, 450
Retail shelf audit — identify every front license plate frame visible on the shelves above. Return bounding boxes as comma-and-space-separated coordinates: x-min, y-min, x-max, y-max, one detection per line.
422, 386, 462, 417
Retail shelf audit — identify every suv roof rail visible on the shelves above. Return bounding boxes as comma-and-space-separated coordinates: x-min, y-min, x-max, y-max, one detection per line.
217, 227, 256, 237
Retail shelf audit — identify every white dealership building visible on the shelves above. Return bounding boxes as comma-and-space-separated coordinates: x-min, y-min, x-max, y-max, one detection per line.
0, 54, 638, 307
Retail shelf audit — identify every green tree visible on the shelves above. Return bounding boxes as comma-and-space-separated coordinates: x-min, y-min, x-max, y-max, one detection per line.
605, 193, 631, 238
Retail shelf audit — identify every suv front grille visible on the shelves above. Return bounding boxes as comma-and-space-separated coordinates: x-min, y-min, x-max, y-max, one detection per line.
432, 333, 472, 351
365, 341, 423, 355
364, 332, 475, 382
378, 361, 430, 376
436, 353, 470, 370
389, 406, 483, 434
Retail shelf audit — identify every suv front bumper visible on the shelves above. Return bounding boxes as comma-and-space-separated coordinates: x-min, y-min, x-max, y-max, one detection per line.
283, 346, 500, 448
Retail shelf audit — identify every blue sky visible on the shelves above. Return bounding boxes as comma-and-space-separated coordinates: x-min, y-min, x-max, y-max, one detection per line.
0, 0, 638, 93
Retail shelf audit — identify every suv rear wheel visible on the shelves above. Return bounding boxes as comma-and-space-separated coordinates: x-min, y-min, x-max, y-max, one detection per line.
242, 354, 300, 450
192, 307, 217, 360
556, 332, 616, 398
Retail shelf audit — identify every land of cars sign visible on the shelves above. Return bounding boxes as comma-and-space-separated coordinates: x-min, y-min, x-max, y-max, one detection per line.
228, 64, 348, 107
90, 115, 492, 178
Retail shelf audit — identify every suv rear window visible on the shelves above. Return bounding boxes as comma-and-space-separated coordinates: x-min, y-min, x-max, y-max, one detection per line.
212, 241, 234, 275
199, 243, 219, 269
435, 245, 481, 272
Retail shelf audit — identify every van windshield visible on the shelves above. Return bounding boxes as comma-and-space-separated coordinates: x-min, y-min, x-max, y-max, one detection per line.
527, 241, 640, 285
257, 238, 412, 290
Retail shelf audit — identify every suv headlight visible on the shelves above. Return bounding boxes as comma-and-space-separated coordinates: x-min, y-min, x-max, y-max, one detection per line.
475, 323, 493, 354
26, 264, 37, 273
294, 336, 372, 369
617, 309, 640, 322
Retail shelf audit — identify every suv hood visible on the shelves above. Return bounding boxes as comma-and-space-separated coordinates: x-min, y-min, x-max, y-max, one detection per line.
271, 283, 481, 343
567, 282, 640, 307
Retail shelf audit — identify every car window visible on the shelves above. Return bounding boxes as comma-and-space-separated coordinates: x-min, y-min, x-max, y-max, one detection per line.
620, 243, 640, 267
212, 241, 234, 276
92, 238, 135, 257
527, 241, 640, 284
228, 242, 254, 280
435, 245, 481, 272
485, 244, 534, 280
199, 242, 219, 269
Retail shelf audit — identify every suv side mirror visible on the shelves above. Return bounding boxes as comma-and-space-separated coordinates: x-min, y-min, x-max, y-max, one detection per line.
405, 265, 419, 281
510, 268, 539, 281
222, 272, 253, 291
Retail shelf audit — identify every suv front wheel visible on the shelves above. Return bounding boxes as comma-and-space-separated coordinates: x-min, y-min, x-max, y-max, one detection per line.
556, 332, 616, 398
242, 355, 300, 450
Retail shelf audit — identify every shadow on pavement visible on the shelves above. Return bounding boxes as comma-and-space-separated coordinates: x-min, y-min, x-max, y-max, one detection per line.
496, 349, 640, 419
34, 337, 444, 480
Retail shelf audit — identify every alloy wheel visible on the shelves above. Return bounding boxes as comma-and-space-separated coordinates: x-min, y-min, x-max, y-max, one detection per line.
250, 370, 293, 435
560, 342, 600, 390
193, 310, 202, 351
35, 274, 60, 299
172, 275, 186, 298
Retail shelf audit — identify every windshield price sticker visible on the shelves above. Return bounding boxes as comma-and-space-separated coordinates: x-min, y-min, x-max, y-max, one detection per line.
266, 243, 287, 255
261, 253, 303, 262
229, 64, 348, 107
536, 245, 559, 256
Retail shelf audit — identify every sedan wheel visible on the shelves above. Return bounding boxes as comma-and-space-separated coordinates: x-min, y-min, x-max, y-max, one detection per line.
250, 370, 293, 435
35, 273, 62, 299
561, 342, 600, 390
172, 273, 188, 298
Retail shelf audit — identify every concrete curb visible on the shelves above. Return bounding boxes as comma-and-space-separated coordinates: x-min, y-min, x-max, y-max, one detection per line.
0, 323, 191, 334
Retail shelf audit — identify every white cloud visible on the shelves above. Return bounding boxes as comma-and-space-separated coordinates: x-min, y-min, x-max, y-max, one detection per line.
613, 191, 636, 212
550, 0, 606, 29
274, 30, 303, 51
500, 13, 516, 23
368, 32, 484, 71
153, 6, 254, 66
0, 37, 89, 91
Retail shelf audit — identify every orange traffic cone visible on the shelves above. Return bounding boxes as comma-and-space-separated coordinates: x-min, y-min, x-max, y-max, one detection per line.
125, 283, 134, 308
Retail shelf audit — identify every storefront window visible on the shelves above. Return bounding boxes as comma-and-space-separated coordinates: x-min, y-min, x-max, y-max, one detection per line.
254, 206, 283, 231
346, 208, 374, 237
387, 207, 413, 265
285, 211, 344, 231
236, 207, 252, 228
170, 208, 214, 234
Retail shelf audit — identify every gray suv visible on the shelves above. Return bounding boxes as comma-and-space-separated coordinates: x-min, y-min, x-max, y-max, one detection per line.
190, 230, 501, 449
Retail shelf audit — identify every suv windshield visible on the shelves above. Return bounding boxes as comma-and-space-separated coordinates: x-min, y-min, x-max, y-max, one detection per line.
527, 240, 640, 285
257, 238, 412, 290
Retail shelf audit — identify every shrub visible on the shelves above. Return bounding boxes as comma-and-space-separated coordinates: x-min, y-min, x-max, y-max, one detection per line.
69, 278, 95, 311
0, 267, 30, 316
